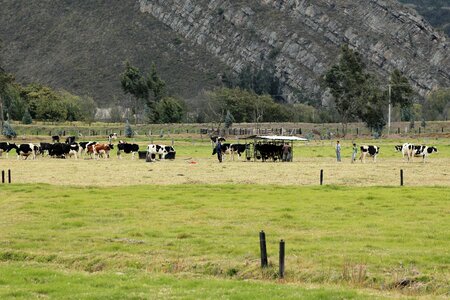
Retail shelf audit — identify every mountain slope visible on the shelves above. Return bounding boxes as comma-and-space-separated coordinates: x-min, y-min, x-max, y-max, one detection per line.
0, 0, 227, 106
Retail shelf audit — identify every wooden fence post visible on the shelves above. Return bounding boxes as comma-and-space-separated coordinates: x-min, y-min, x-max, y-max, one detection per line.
400, 169, 404, 186
320, 169, 324, 185
279, 240, 285, 279
259, 231, 268, 268
8, 169, 11, 184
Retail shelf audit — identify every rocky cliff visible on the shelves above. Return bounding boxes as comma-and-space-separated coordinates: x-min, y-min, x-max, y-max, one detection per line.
140, 0, 449, 101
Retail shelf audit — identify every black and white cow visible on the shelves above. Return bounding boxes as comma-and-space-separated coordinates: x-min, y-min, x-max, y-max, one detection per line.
147, 144, 176, 161
412, 145, 438, 163
108, 133, 118, 143
359, 145, 380, 163
0, 142, 14, 158
49, 143, 79, 159
230, 144, 247, 160
8, 143, 38, 160
117, 141, 139, 159
395, 143, 414, 161
212, 143, 231, 159
38, 142, 53, 157
65, 136, 76, 144
79, 141, 97, 157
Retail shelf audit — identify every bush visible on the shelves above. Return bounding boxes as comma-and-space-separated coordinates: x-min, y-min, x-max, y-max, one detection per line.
124, 120, 134, 138
21, 107, 32, 124
2, 121, 17, 139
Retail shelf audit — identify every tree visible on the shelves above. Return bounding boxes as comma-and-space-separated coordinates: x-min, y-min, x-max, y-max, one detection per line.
147, 63, 166, 101
361, 80, 387, 136
155, 97, 185, 123
423, 88, 450, 120
2, 120, 16, 139
224, 110, 235, 129
324, 45, 367, 135
120, 62, 149, 124
389, 69, 414, 121
21, 107, 32, 124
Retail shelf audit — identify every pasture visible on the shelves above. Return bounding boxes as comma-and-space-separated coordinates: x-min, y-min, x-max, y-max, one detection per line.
0, 185, 449, 299
0, 136, 449, 298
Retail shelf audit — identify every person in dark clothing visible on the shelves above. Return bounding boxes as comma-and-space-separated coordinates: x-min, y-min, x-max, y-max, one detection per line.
216, 141, 222, 163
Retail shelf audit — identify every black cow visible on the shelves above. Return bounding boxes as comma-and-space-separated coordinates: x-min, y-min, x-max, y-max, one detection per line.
412, 145, 438, 162
8, 143, 38, 160
65, 136, 76, 144
39, 142, 53, 156
52, 135, 60, 143
117, 141, 139, 159
360, 145, 380, 163
255, 143, 283, 162
49, 143, 79, 159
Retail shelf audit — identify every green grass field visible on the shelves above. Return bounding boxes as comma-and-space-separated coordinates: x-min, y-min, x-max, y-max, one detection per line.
0, 135, 449, 298
0, 184, 449, 298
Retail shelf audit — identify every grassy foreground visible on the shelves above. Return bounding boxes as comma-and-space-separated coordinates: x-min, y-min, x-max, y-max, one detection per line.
0, 184, 448, 298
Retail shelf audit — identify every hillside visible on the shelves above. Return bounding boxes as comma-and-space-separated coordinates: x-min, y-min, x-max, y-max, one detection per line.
0, 0, 449, 107
399, 0, 450, 36
0, 0, 227, 106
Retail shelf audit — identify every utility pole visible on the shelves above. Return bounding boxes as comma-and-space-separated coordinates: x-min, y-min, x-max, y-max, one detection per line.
388, 84, 391, 136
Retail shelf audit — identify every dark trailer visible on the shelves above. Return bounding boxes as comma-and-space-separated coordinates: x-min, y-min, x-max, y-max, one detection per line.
240, 135, 308, 162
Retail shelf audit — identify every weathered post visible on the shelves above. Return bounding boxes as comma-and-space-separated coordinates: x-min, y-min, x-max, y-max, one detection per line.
279, 240, 285, 279
1, 170, 4, 184
400, 169, 404, 186
259, 231, 268, 268
320, 169, 324, 185
8, 169, 11, 184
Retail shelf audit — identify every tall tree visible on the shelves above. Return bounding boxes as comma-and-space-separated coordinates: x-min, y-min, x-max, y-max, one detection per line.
147, 63, 166, 102
324, 45, 367, 135
120, 62, 149, 124
389, 69, 414, 121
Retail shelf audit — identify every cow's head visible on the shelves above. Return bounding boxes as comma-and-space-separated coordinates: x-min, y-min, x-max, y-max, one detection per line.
108, 144, 114, 150
394, 145, 402, 152
428, 146, 438, 154
7, 143, 18, 151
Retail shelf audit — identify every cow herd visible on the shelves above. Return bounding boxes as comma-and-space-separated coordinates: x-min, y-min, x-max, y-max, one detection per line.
0, 138, 176, 161
394, 143, 438, 162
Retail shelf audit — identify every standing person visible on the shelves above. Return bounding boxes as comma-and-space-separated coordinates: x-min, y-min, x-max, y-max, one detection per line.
351, 143, 358, 163
282, 143, 290, 162
216, 140, 222, 163
336, 140, 341, 162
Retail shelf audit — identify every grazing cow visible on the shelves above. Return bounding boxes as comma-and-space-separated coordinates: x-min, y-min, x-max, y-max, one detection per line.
229, 144, 247, 160
210, 135, 226, 146
395, 143, 415, 161
117, 141, 139, 159
8, 143, 38, 160
49, 143, 79, 159
212, 143, 231, 157
65, 136, 76, 144
108, 133, 118, 143
52, 135, 60, 143
92, 143, 114, 159
412, 145, 438, 163
359, 145, 380, 163
147, 144, 176, 160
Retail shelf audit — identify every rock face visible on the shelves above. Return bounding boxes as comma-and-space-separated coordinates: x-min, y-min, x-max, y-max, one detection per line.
139, 0, 449, 101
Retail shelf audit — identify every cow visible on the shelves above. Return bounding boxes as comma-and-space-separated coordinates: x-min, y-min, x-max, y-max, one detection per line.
49, 143, 79, 159
255, 143, 283, 162
395, 143, 415, 161
52, 135, 60, 143
0, 142, 14, 158
91, 143, 114, 159
65, 136, 76, 144
210, 135, 226, 143
38, 142, 53, 157
8, 143, 38, 160
229, 144, 247, 160
79, 141, 97, 158
117, 141, 139, 159
412, 145, 438, 163
147, 144, 175, 161
108, 133, 118, 143
359, 145, 380, 163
